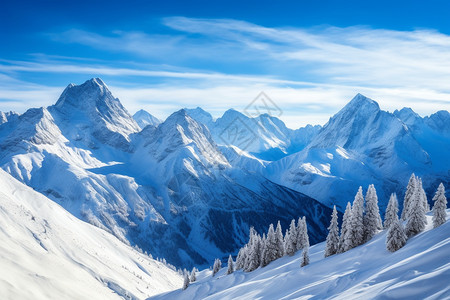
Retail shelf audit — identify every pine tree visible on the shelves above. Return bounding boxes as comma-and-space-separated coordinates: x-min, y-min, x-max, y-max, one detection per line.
190, 267, 197, 282
296, 217, 304, 250
405, 185, 427, 237
432, 183, 447, 228
300, 244, 310, 267
297, 217, 309, 251
227, 255, 234, 274
350, 186, 365, 248
401, 173, 416, 220
384, 193, 399, 229
245, 231, 262, 272
263, 224, 278, 265
338, 202, 353, 253
235, 247, 246, 270
260, 233, 269, 267
386, 217, 407, 252
418, 178, 430, 213
275, 221, 285, 258
284, 219, 297, 256
325, 206, 340, 257
364, 184, 382, 242
182, 272, 190, 290
212, 258, 222, 277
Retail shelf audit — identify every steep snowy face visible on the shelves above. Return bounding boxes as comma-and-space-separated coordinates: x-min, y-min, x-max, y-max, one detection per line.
0, 169, 182, 299
185, 107, 215, 128
0, 107, 64, 150
51, 78, 140, 151
424, 110, 450, 134
133, 109, 161, 129
0, 111, 19, 124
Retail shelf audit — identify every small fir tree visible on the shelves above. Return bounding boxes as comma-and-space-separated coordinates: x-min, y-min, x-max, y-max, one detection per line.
190, 267, 197, 282
212, 258, 222, 277
401, 174, 416, 220
182, 272, 190, 290
364, 184, 382, 242
384, 193, 399, 229
324, 206, 340, 257
350, 186, 365, 248
386, 217, 407, 252
227, 255, 234, 274
275, 221, 285, 258
405, 185, 427, 237
300, 244, 310, 267
432, 183, 447, 228
338, 202, 353, 253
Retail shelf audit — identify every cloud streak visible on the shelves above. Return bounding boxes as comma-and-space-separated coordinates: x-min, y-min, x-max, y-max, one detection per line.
1, 17, 449, 127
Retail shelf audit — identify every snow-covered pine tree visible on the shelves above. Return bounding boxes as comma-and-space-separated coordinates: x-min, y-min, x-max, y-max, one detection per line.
235, 247, 246, 270
338, 202, 353, 253
350, 186, 365, 248
405, 184, 427, 237
384, 193, 399, 229
260, 233, 269, 267
264, 223, 278, 265
296, 217, 304, 250
284, 219, 297, 256
190, 267, 197, 282
418, 178, 430, 213
227, 255, 234, 274
432, 183, 447, 228
298, 217, 310, 251
246, 231, 262, 272
300, 244, 310, 267
386, 217, 407, 252
325, 205, 340, 257
275, 221, 285, 258
212, 258, 222, 277
182, 272, 190, 290
401, 173, 416, 220
364, 184, 382, 242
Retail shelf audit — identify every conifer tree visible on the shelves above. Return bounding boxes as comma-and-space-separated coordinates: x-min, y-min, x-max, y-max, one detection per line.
284, 219, 297, 256
418, 178, 430, 213
263, 224, 278, 265
386, 217, 407, 252
227, 255, 234, 274
260, 233, 269, 267
275, 221, 285, 258
212, 258, 222, 277
364, 184, 382, 242
300, 244, 310, 267
338, 202, 353, 253
246, 231, 262, 272
405, 185, 427, 237
325, 206, 340, 257
182, 272, 190, 290
190, 267, 197, 282
350, 186, 365, 248
299, 217, 309, 250
296, 217, 305, 250
401, 174, 416, 220
384, 193, 399, 229
432, 183, 447, 228
235, 247, 245, 270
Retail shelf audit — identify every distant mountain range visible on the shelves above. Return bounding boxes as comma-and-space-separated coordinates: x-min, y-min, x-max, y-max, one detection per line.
0, 78, 448, 269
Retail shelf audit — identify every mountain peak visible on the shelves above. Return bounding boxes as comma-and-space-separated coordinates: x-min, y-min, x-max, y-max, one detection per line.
133, 109, 161, 129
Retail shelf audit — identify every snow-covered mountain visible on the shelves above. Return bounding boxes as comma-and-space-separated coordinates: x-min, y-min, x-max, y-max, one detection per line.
186, 108, 321, 161
151, 210, 450, 300
0, 169, 181, 300
0, 78, 332, 270
133, 109, 162, 129
265, 94, 450, 211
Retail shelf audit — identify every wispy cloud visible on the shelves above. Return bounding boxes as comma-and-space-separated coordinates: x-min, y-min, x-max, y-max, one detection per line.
1, 17, 449, 127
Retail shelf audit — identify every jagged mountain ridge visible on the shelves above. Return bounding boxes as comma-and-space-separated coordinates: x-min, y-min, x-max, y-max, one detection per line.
0, 78, 332, 269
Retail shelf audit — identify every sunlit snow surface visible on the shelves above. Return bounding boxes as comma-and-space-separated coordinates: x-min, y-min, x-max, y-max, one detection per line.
0, 169, 182, 300
152, 210, 450, 300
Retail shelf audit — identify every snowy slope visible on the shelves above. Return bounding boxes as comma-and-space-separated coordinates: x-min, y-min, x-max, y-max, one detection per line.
0, 169, 181, 300
151, 210, 450, 300
133, 109, 162, 129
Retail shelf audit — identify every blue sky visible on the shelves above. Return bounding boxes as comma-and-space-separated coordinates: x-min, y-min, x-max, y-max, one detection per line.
1, 0, 450, 127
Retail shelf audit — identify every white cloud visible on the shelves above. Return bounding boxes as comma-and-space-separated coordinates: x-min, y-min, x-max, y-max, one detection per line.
1, 17, 449, 127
